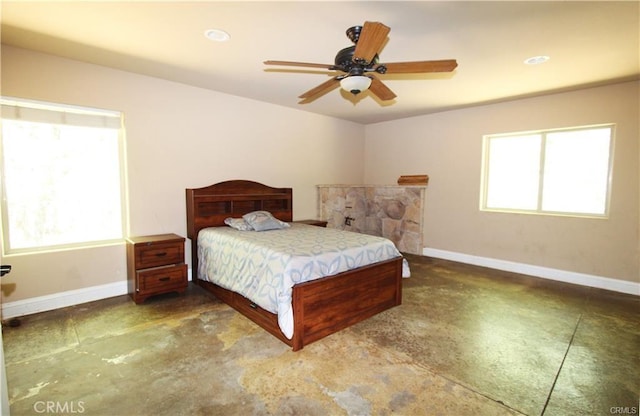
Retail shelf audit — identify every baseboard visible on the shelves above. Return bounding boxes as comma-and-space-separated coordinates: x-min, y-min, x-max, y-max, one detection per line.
1, 269, 194, 320
3, 256, 636, 320
1, 281, 128, 320
422, 248, 639, 296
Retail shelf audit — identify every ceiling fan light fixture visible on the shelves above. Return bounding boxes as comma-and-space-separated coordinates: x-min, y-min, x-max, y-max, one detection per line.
340, 75, 372, 95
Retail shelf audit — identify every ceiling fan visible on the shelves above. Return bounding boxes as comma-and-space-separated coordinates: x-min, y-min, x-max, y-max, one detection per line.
264, 21, 458, 103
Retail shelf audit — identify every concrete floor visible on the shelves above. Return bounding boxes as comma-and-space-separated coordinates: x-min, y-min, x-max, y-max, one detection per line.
2, 254, 639, 415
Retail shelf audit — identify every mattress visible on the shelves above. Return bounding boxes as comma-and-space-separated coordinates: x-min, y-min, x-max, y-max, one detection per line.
197, 223, 404, 339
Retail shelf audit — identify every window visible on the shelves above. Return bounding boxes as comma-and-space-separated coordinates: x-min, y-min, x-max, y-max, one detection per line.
1, 97, 127, 254
481, 125, 614, 217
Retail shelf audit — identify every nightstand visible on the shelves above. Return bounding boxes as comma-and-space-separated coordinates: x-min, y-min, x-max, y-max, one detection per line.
294, 219, 328, 227
126, 233, 187, 304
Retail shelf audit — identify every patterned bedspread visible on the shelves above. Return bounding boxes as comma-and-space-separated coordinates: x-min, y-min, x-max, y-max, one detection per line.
197, 223, 403, 339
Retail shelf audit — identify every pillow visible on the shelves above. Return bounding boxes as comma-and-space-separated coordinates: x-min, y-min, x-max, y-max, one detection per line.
224, 217, 254, 231
242, 210, 290, 232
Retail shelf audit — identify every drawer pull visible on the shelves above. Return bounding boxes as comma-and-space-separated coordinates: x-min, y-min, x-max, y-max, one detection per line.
159, 277, 171, 282
155, 252, 167, 257
249, 302, 258, 309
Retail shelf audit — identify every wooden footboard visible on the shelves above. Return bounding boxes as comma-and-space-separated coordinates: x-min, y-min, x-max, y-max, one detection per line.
291, 256, 402, 350
196, 256, 403, 351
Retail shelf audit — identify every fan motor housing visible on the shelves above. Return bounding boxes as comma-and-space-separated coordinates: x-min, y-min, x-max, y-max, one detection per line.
334, 46, 379, 72
334, 46, 356, 69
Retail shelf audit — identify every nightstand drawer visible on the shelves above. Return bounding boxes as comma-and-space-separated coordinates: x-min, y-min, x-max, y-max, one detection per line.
135, 242, 184, 269
127, 233, 186, 304
137, 264, 187, 293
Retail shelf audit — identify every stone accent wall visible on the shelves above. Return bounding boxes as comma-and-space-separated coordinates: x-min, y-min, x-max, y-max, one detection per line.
317, 185, 426, 255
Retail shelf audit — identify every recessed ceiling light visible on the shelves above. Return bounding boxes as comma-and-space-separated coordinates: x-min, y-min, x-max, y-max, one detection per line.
524, 55, 550, 65
204, 29, 230, 42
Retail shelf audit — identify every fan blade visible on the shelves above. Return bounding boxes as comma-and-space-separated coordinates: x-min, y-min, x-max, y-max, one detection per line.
369, 77, 396, 101
298, 77, 340, 100
380, 59, 458, 74
264, 60, 334, 69
353, 21, 390, 64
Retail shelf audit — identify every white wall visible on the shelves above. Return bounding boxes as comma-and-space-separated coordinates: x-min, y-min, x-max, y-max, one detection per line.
364, 81, 639, 286
0, 45, 366, 303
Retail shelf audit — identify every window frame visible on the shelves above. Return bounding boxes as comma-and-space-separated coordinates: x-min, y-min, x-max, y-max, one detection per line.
0, 97, 129, 255
480, 124, 615, 219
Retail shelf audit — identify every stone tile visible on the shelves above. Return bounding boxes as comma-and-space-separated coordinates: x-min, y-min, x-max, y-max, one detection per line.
319, 185, 426, 254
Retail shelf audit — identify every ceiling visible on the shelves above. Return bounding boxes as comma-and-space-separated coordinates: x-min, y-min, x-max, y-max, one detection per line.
1, 1, 639, 125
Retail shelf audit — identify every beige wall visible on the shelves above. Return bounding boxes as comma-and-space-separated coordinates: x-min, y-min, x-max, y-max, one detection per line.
364, 81, 639, 284
0, 46, 366, 302
1, 45, 638, 306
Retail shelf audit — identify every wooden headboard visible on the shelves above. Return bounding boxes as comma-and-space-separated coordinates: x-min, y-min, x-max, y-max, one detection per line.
185, 179, 293, 242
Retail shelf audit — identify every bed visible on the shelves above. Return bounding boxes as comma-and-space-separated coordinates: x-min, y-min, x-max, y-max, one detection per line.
186, 179, 404, 351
